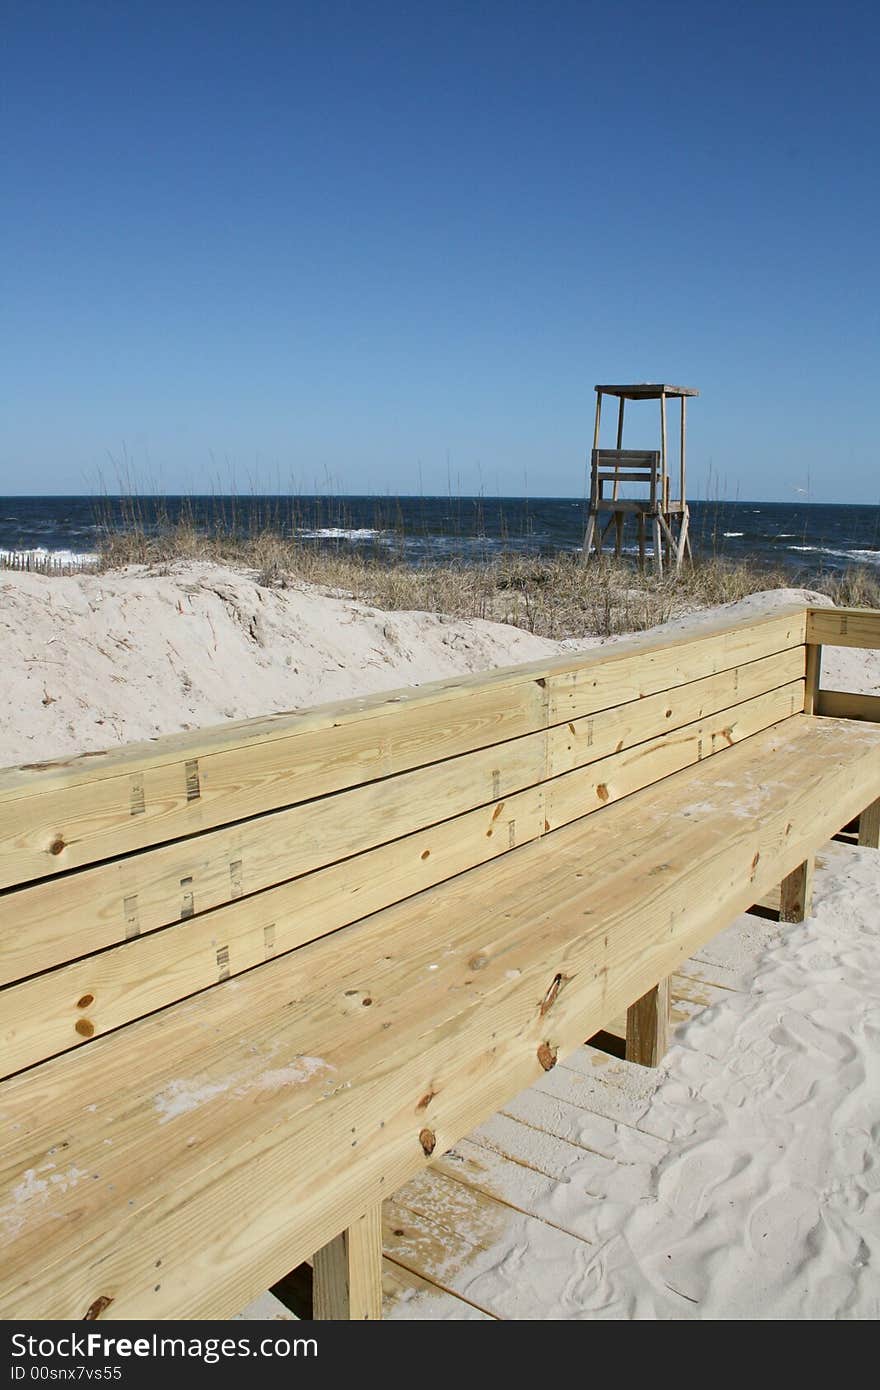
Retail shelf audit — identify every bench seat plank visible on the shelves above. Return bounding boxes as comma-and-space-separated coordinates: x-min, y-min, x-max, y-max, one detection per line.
1, 714, 878, 1320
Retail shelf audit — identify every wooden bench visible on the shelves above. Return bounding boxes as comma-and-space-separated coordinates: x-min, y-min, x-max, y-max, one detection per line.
1, 602, 879, 1321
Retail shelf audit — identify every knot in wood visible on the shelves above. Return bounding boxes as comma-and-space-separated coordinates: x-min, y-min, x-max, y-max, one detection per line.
539, 973, 566, 1017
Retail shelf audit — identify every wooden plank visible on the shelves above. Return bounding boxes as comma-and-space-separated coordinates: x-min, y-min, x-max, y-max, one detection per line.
675, 508, 690, 570
0, 787, 539, 1071
806, 606, 880, 649
0, 731, 546, 985
0, 679, 804, 1072
589, 500, 686, 513
382, 1257, 493, 1319
859, 797, 880, 848
816, 689, 880, 722
595, 450, 658, 464
0, 608, 807, 891
594, 385, 699, 399
547, 647, 803, 775
0, 645, 806, 991
804, 644, 822, 714
2, 714, 877, 1318
625, 978, 670, 1067
597, 470, 661, 483
546, 681, 804, 828
0, 678, 547, 891
386, 1168, 595, 1317
597, 461, 656, 477
382, 1194, 502, 1318
779, 857, 814, 923
614, 398, 625, 504
545, 610, 805, 723
680, 395, 686, 506
312, 1205, 382, 1320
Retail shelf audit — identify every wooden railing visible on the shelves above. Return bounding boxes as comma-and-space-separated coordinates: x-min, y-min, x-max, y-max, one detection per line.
806, 605, 880, 723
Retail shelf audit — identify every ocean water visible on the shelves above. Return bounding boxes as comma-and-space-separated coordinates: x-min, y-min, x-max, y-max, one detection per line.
1, 495, 879, 573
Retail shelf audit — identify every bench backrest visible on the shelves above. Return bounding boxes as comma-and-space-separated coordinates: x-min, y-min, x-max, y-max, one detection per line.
592, 449, 659, 470
0, 605, 809, 1079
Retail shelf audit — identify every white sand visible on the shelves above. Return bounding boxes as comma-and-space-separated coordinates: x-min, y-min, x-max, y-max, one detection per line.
1, 562, 877, 765
0, 561, 563, 764
2, 562, 878, 1319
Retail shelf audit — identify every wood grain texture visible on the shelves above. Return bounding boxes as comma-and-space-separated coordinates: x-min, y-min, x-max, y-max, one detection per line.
0, 607, 806, 891
313, 1205, 383, 1320
0, 646, 805, 992
816, 689, 880, 722
625, 979, 670, 1067
804, 644, 822, 715
779, 857, 814, 923
1, 677, 804, 1073
2, 714, 878, 1319
858, 797, 880, 849
806, 606, 880, 649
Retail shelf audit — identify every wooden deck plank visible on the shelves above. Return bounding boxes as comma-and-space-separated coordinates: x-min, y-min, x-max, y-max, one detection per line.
385, 1169, 598, 1321
382, 1255, 494, 1320
1, 714, 878, 1319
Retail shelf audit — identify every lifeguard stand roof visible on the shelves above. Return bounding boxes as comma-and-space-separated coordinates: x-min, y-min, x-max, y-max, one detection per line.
594, 383, 699, 400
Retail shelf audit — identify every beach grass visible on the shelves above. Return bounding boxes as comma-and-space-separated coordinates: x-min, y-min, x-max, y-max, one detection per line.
3, 492, 879, 640
91, 520, 879, 639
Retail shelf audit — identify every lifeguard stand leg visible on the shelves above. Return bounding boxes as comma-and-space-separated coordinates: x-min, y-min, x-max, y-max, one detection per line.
652, 516, 663, 577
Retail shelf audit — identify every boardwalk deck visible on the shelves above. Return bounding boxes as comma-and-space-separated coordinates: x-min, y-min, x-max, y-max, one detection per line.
240, 958, 744, 1321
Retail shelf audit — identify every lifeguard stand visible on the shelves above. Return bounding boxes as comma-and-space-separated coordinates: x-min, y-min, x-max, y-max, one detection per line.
582, 383, 698, 575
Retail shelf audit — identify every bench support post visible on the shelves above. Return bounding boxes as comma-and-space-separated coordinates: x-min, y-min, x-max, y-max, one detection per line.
858, 797, 880, 849
779, 857, 814, 923
312, 1205, 383, 1320
625, 977, 670, 1067
804, 643, 822, 716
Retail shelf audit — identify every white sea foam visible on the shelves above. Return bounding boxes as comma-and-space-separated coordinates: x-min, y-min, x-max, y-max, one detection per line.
297, 527, 383, 541
723, 531, 744, 537
0, 546, 98, 569
787, 545, 880, 565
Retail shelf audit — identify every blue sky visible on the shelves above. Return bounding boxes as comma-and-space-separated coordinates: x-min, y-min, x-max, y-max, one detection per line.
3, 0, 878, 502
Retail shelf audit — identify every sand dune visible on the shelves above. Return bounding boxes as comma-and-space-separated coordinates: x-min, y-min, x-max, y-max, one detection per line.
1, 561, 876, 767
